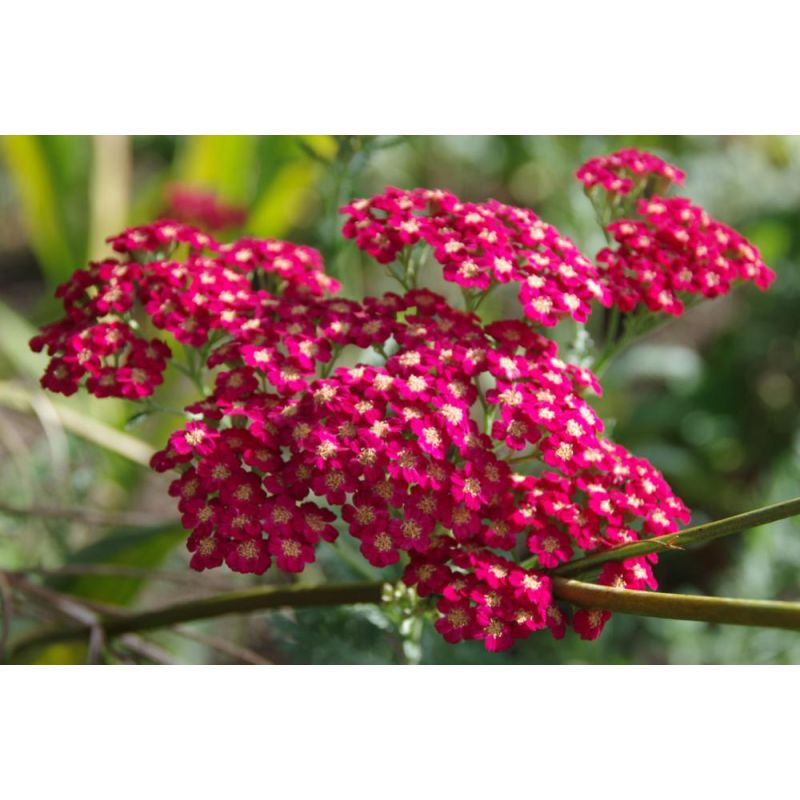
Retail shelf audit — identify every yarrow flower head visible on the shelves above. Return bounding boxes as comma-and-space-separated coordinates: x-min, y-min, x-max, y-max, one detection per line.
147, 277, 687, 651
30, 221, 338, 400
574, 149, 776, 316
32, 150, 775, 654
596, 195, 776, 315
576, 147, 685, 197
341, 187, 611, 327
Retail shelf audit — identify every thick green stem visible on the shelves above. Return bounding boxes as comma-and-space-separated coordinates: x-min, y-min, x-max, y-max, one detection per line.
550, 496, 800, 579
9, 582, 384, 659
12, 572, 800, 660
552, 578, 800, 631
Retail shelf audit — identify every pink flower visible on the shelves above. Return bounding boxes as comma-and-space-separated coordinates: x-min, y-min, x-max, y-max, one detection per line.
573, 608, 612, 640
225, 538, 271, 574
188, 530, 227, 571
577, 148, 685, 196
341, 187, 611, 329
597, 195, 776, 315
434, 599, 476, 644
359, 528, 400, 567
268, 535, 315, 572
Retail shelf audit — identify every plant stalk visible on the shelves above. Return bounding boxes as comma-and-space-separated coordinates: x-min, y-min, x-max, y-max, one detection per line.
11, 570, 800, 659
552, 578, 800, 630
550, 495, 800, 579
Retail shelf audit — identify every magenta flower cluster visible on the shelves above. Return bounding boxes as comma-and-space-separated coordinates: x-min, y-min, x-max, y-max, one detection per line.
576, 147, 685, 196
30, 148, 775, 652
30, 221, 337, 399
597, 196, 776, 315
341, 188, 610, 326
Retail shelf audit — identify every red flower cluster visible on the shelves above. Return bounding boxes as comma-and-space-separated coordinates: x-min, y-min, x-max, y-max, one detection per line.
341, 188, 610, 326
31, 221, 338, 399
576, 147, 685, 196
150, 283, 687, 649
164, 185, 248, 231
36, 153, 766, 653
596, 196, 776, 314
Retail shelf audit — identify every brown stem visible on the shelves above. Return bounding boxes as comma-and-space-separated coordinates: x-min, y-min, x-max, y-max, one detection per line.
10, 575, 800, 661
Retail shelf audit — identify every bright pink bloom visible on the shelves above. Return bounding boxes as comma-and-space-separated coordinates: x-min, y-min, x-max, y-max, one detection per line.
577, 148, 685, 196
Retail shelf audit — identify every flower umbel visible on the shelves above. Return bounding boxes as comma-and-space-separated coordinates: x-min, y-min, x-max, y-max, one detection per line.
30, 146, 776, 653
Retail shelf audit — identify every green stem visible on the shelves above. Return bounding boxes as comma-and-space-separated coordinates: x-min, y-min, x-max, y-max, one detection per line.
550, 495, 800, 579
12, 568, 800, 660
461, 288, 479, 314
506, 452, 537, 466
386, 262, 410, 291
10, 582, 385, 659
552, 578, 800, 631
591, 296, 707, 377
591, 309, 631, 376
605, 306, 621, 345
472, 284, 496, 312
179, 345, 206, 395
137, 399, 189, 419
320, 344, 343, 379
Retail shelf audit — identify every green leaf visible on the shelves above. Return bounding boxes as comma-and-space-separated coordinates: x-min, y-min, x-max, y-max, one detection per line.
247, 160, 319, 238
47, 524, 185, 606
175, 135, 257, 202
1, 135, 87, 286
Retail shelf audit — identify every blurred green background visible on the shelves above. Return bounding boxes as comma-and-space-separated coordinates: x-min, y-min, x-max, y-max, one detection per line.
1, 135, 798, 664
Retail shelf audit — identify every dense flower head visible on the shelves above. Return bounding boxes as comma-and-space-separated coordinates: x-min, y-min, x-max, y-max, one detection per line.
30, 222, 337, 400
150, 281, 688, 650
597, 196, 776, 314
34, 161, 753, 653
341, 187, 611, 327
576, 147, 685, 197
164, 185, 248, 231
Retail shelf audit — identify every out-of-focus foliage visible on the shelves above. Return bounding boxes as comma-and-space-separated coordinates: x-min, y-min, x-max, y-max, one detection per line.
0, 135, 798, 664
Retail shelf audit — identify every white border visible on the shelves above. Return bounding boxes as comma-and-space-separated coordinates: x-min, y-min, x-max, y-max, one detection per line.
2, 667, 797, 797
3, 2, 799, 133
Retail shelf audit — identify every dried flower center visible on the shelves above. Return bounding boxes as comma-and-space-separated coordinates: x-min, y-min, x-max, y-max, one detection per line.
374, 532, 393, 552
212, 464, 231, 480
325, 471, 345, 490
355, 506, 376, 525
282, 540, 301, 558
447, 608, 470, 628
554, 442, 574, 461
422, 427, 442, 448
198, 536, 216, 555
234, 485, 252, 501
316, 440, 337, 460
401, 520, 422, 540
238, 540, 259, 559
272, 507, 292, 524
439, 404, 463, 425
